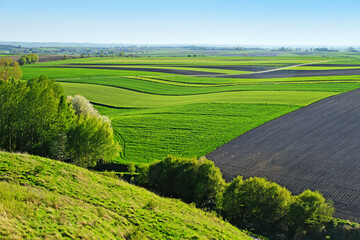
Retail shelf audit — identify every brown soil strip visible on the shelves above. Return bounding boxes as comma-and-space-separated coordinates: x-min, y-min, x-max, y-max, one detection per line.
66, 64, 276, 72
38, 66, 222, 76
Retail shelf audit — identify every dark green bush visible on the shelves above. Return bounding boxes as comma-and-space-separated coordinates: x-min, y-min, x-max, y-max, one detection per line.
222, 176, 292, 229
286, 189, 334, 237
139, 155, 225, 209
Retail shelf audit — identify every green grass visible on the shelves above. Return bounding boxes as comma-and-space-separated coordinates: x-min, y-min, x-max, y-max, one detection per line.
61, 82, 337, 108
60, 64, 253, 75
0, 151, 251, 240
98, 103, 300, 163
31, 55, 339, 66
56, 76, 360, 95
21, 66, 169, 80
19, 55, 360, 164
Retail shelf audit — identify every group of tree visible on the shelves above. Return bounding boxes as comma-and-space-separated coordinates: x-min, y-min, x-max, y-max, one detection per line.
0, 60, 120, 167
17, 53, 39, 65
137, 156, 339, 239
137, 156, 225, 209
0, 58, 22, 82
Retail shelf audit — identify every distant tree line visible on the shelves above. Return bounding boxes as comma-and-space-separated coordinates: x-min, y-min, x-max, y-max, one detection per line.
0, 58, 120, 167
136, 155, 359, 240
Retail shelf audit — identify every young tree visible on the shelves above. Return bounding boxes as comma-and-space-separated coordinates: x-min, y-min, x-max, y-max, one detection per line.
66, 114, 120, 167
66, 95, 120, 167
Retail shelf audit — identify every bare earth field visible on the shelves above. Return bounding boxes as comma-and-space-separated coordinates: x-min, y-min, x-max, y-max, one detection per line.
40, 65, 223, 76
207, 88, 360, 222
222, 68, 360, 78
66, 63, 277, 72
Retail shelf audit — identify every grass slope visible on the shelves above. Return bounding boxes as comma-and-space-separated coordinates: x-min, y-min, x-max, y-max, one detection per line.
0, 151, 251, 240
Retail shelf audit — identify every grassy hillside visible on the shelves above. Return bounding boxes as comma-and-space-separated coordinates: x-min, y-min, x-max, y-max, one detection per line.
0, 151, 251, 240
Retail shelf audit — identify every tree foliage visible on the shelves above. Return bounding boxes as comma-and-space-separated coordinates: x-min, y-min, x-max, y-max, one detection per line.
286, 190, 334, 235
0, 75, 120, 167
66, 114, 120, 167
0, 76, 66, 155
139, 156, 225, 209
17, 54, 39, 65
222, 176, 292, 228
0, 57, 22, 82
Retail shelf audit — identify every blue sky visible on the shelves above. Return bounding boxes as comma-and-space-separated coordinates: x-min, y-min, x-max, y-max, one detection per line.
0, 0, 359, 45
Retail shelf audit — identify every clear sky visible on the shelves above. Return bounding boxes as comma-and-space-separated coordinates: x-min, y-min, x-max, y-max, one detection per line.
1, 0, 359, 45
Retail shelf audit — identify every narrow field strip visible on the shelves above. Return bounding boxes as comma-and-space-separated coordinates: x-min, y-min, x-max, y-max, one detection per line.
57, 78, 360, 96
64, 64, 253, 75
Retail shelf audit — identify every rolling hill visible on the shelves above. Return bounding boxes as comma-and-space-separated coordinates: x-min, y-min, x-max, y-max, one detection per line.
0, 151, 251, 240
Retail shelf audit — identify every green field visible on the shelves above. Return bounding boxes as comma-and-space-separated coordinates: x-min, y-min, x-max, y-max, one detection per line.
20, 55, 360, 164
0, 151, 251, 239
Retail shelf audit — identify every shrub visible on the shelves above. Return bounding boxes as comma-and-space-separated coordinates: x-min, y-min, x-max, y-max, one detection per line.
286, 189, 335, 236
140, 156, 225, 209
222, 176, 292, 229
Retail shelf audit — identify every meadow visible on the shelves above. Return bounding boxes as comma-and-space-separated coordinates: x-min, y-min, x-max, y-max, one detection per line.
0, 151, 251, 239
20, 55, 360, 164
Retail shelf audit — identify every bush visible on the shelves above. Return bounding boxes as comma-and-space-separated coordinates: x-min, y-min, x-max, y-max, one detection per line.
222, 176, 292, 229
139, 156, 225, 209
286, 189, 334, 236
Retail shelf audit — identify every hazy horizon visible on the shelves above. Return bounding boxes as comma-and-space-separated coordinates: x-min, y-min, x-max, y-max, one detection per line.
1, 0, 359, 45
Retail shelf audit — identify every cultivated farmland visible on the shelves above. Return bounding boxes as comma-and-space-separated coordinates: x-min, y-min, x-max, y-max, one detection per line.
20, 56, 360, 164
207, 88, 360, 222
20, 55, 360, 222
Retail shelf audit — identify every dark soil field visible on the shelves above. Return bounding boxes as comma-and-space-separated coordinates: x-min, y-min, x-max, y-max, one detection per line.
66, 63, 276, 72
207, 88, 360, 222
222, 69, 360, 78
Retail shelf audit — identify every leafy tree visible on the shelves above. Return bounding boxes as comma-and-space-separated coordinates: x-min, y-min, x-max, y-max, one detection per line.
286, 190, 334, 236
0, 75, 64, 155
16, 76, 66, 155
0, 75, 120, 166
222, 177, 292, 228
141, 156, 225, 209
66, 114, 120, 167
29, 53, 39, 63
0, 57, 22, 82
17, 56, 27, 65
0, 80, 28, 150
66, 95, 120, 167
67, 95, 105, 118
17, 54, 38, 65
25, 54, 31, 64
